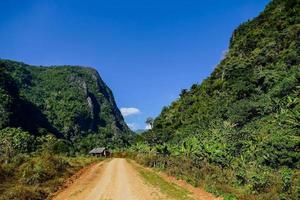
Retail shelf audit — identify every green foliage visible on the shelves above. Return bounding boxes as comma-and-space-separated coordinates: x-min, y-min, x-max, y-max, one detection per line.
36, 135, 71, 155
0, 59, 133, 150
223, 194, 237, 200
138, 0, 300, 198
0, 128, 35, 163
178, 136, 201, 157
280, 168, 293, 192
72, 127, 134, 155
0, 64, 18, 129
19, 154, 69, 185
0, 153, 98, 200
0, 60, 132, 199
133, 161, 195, 200
131, 153, 299, 200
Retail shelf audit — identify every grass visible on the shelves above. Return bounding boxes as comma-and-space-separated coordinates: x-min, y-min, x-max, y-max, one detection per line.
0, 153, 101, 200
129, 160, 195, 200
130, 153, 300, 200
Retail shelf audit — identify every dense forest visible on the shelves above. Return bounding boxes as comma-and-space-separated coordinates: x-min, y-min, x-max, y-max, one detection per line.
0, 60, 133, 199
0, 60, 133, 149
131, 0, 299, 199
0, 0, 299, 199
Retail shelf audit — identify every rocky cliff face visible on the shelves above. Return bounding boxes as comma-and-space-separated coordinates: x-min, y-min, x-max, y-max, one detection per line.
0, 59, 131, 140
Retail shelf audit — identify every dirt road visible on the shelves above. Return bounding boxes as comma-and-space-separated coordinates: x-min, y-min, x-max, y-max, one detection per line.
53, 158, 169, 200
53, 158, 220, 200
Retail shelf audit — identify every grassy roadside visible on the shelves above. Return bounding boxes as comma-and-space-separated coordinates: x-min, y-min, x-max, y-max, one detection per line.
128, 159, 195, 200
0, 153, 101, 200
127, 153, 300, 200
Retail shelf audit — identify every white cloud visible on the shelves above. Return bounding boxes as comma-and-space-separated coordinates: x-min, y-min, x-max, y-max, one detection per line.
120, 107, 141, 117
127, 123, 138, 131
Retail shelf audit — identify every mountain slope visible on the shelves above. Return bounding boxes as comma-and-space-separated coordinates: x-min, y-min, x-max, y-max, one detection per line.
147, 0, 299, 168
0, 59, 131, 142
137, 0, 299, 198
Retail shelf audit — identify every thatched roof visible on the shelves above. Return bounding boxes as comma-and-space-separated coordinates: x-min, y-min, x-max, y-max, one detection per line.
89, 147, 106, 154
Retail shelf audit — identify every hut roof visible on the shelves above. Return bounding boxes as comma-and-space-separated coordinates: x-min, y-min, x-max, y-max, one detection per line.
89, 147, 106, 154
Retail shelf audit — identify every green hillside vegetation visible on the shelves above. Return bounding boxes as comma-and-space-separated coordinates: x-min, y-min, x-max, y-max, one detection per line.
0, 60, 133, 199
0, 152, 99, 200
131, 0, 300, 199
0, 0, 299, 199
0, 59, 133, 150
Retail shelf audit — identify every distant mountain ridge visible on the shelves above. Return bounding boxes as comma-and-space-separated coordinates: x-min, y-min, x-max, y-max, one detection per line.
0, 59, 131, 142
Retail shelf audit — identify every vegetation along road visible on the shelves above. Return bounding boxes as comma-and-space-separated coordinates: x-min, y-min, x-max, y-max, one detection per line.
52, 158, 219, 200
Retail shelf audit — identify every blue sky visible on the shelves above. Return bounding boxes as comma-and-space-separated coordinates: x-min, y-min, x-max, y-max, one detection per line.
0, 0, 270, 131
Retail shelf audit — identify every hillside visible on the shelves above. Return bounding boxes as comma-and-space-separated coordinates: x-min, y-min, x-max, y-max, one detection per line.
0, 59, 132, 146
0, 60, 134, 199
147, 0, 299, 166
138, 0, 299, 198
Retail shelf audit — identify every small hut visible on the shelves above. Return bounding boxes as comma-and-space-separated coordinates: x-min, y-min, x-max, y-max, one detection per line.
89, 147, 110, 157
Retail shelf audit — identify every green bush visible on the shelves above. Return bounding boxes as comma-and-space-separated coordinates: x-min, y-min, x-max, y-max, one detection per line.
131, 152, 299, 200
0, 128, 35, 154
10, 153, 30, 167
281, 168, 293, 192
223, 194, 237, 200
19, 154, 69, 185
36, 135, 71, 155
248, 171, 271, 193
0, 153, 97, 200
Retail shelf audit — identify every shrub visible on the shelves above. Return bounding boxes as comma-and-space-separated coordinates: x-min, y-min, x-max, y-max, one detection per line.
223, 194, 237, 200
10, 153, 30, 167
130, 152, 299, 199
19, 154, 69, 185
247, 168, 272, 193
36, 135, 71, 155
0, 127, 35, 162
281, 168, 293, 192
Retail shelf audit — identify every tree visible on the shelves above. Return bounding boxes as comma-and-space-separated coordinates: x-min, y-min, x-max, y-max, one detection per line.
145, 117, 154, 129
180, 89, 188, 98
0, 128, 35, 163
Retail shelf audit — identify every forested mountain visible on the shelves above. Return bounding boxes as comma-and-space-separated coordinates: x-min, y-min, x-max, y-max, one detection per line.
0, 59, 132, 146
0, 60, 134, 199
147, 0, 299, 167
138, 0, 299, 198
